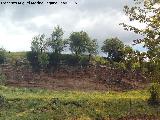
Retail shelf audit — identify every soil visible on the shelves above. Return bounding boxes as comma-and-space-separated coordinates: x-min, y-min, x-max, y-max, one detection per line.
2, 64, 148, 91
5, 76, 146, 91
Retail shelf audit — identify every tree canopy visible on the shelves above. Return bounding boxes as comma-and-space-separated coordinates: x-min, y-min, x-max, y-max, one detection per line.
48, 25, 67, 54
31, 34, 47, 53
120, 0, 160, 82
69, 31, 97, 56
101, 37, 125, 62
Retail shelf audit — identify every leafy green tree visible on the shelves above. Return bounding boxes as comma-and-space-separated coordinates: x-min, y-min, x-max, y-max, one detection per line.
123, 45, 138, 70
31, 34, 47, 53
0, 48, 6, 64
47, 26, 67, 67
87, 39, 98, 55
61, 54, 80, 66
38, 53, 49, 69
69, 31, 97, 56
29, 34, 49, 71
120, 0, 160, 82
101, 37, 125, 62
26, 51, 40, 72
87, 39, 98, 61
48, 25, 67, 54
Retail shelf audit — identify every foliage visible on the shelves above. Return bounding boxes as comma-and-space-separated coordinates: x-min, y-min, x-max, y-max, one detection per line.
31, 34, 47, 53
112, 62, 126, 70
120, 0, 160, 81
69, 31, 97, 56
87, 39, 98, 55
148, 83, 160, 106
132, 62, 141, 71
45, 26, 68, 69
5, 52, 27, 65
123, 45, 135, 70
79, 56, 89, 67
48, 53, 61, 68
0, 48, 6, 64
0, 86, 159, 119
61, 54, 80, 66
29, 34, 49, 71
38, 52, 49, 69
48, 25, 67, 54
101, 37, 125, 62
0, 74, 6, 85
93, 56, 109, 65
26, 51, 40, 72
0, 95, 6, 107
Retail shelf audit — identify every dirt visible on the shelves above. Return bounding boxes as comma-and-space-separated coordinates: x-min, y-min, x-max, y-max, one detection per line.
5, 76, 146, 91
6, 78, 115, 91
2, 64, 147, 91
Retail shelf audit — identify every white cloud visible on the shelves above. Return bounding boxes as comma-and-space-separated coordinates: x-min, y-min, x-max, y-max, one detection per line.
0, 0, 142, 52
0, 21, 37, 51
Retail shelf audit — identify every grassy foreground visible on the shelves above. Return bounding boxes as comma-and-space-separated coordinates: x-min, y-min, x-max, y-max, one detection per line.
0, 86, 159, 120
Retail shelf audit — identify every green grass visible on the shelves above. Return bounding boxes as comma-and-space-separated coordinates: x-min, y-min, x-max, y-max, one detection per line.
5, 52, 27, 64
0, 86, 159, 120
6, 52, 27, 59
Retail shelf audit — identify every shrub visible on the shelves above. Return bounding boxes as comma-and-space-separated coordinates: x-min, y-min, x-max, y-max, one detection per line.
0, 48, 6, 64
93, 56, 109, 65
38, 53, 49, 69
48, 53, 61, 67
61, 54, 80, 66
0, 74, 6, 85
26, 51, 40, 72
148, 83, 160, 106
112, 62, 126, 70
0, 95, 6, 107
79, 56, 89, 67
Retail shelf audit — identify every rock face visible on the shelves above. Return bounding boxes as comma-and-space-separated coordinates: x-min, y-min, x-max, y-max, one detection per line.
0, 64, 146, 90
1, 64, 33, 81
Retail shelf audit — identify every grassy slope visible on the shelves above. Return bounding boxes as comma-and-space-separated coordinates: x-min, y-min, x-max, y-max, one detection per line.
6, 52, 27, 59
0, 86, 159, 120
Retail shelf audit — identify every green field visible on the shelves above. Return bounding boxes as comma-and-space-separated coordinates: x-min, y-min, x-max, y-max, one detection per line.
0, 86, 159, 120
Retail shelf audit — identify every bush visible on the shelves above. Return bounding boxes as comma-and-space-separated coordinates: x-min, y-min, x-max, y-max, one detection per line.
0, 74, 6, 85
0, 48, 6, 64
61, 54, 80, 66
93, 56, 109, 65
38, 53, 49, 68
112, 62, 126, 70
148, 83, 160, 106
26, 51, 40, 72
48, 53, 61, 67
79, 56, 89, 67
0, 95, 6, 107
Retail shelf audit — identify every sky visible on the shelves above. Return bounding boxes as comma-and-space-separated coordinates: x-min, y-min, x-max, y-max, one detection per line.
0, 0, 146, 52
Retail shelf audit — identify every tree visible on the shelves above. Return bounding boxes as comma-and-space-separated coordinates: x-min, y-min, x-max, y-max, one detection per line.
101, 37, 125, 62
0, 48, 6, 64
123, 45, 134, 70
26, 51, 40, 72
48, 25, 67, 54
29, 34, 49, 71
47, 25, 67, 67
120, 0, 160, 82
69, 31, 97, 56
31, 34, 47, 53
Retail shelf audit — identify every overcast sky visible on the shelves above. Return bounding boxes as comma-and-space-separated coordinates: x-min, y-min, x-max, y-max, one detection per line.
0, 0, 146, 52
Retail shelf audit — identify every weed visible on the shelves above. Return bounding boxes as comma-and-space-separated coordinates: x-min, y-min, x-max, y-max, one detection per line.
148, 83, 160, 106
